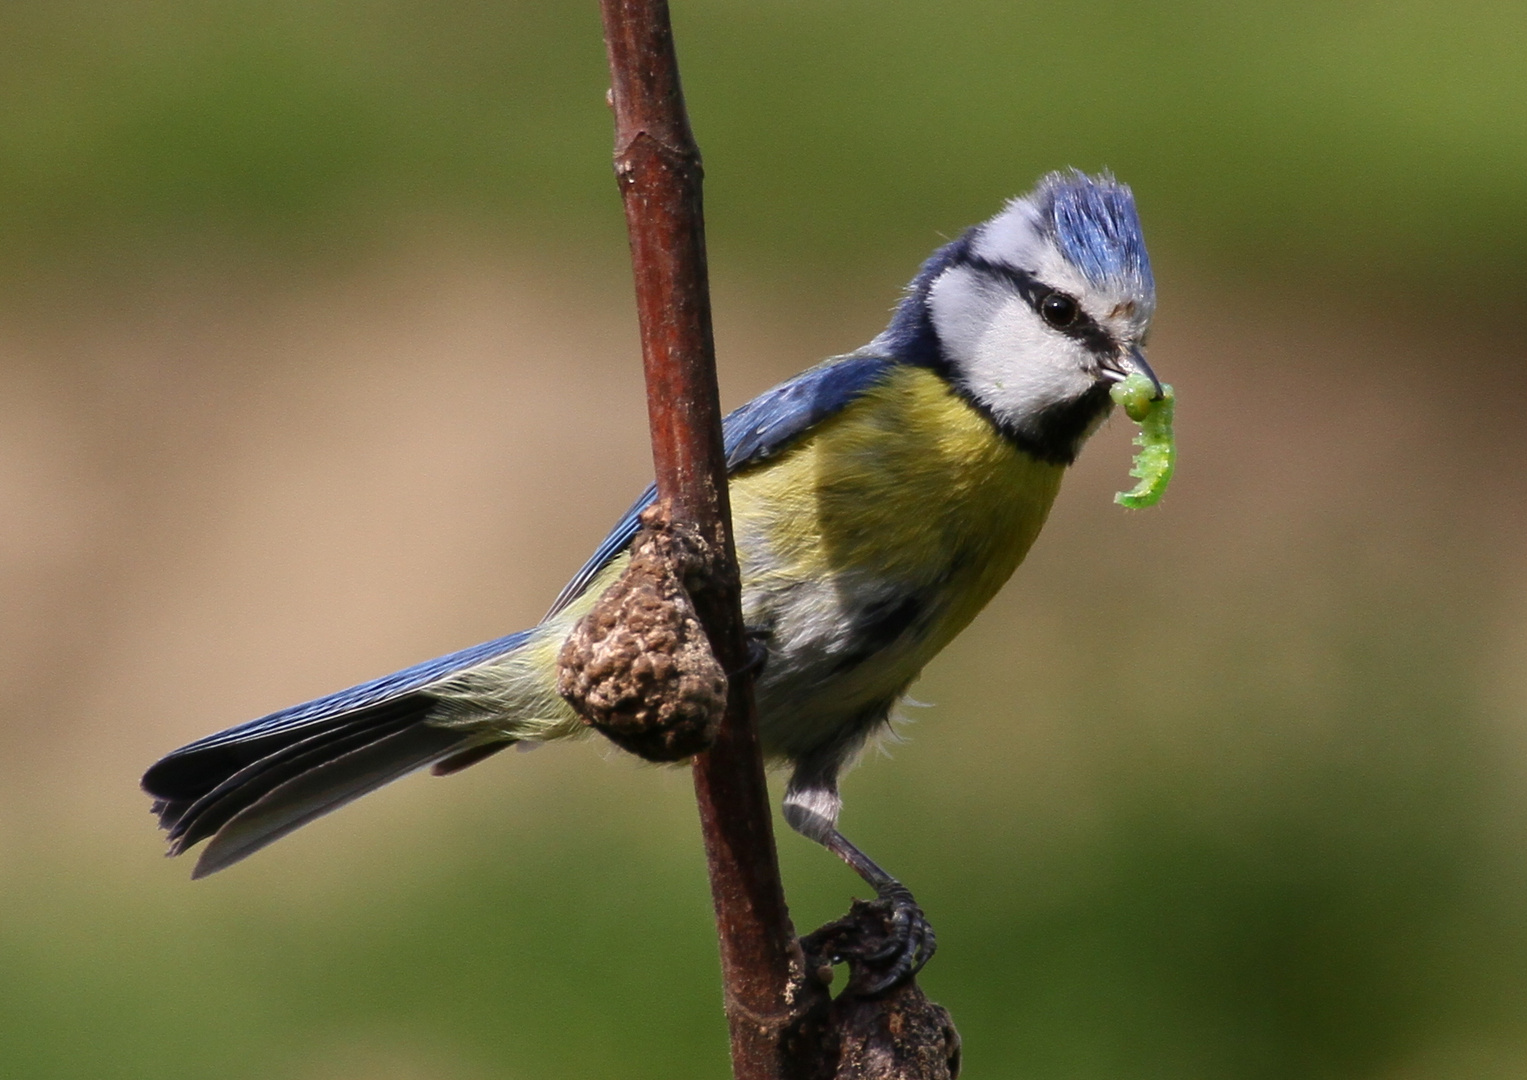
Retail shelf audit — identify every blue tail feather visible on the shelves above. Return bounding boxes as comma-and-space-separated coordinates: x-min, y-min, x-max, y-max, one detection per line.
191, 721, 472, 878
159, 629, 534, 758
143, 628, 535, 873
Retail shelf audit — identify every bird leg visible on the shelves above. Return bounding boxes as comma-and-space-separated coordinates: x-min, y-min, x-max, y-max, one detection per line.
784, 778, 937, 995
814, 827, 938, 995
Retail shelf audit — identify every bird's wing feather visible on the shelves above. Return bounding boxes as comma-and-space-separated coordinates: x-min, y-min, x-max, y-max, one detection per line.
145, 353, 893, 807
545, 352, 895, 618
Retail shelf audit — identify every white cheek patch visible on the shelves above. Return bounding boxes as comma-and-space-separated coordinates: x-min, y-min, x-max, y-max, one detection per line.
928, 266, 1092, 428
968, 301, 1093, 423
927, 265, 1003, 363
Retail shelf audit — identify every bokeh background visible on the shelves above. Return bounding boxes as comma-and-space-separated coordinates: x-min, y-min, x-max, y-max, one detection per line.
3, 2, 1526, 1077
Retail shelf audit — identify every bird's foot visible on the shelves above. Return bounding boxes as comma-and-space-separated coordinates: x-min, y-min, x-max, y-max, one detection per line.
802, 883, 937, 997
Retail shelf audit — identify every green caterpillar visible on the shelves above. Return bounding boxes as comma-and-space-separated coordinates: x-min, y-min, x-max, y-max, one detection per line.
1110, 372, 1175, 509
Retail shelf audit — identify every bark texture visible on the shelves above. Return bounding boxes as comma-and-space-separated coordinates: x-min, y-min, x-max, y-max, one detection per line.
558, 503, 728, 762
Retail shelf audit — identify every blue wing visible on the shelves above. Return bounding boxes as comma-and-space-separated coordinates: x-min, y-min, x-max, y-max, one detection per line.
157, 353, 892, 752
544, 352, 896, 618
143, 352, 897, 871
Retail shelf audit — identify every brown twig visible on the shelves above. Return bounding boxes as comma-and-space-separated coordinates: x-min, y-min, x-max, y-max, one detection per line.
596, 4, 961, 1076
598, 2, 809, 1077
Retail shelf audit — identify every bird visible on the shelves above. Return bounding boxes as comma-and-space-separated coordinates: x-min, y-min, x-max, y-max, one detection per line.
143, 169, 1160, 992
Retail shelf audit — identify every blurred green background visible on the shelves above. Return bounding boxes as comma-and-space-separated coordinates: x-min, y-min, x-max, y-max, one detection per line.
2, 2, 1525, 1078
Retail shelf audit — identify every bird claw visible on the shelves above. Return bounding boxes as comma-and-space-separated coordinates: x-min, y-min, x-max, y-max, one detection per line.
858, 885, 937, 994
802, 885, 937, 997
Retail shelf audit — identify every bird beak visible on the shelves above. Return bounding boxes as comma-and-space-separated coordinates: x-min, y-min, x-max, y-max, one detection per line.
1105, 345, 1164, 400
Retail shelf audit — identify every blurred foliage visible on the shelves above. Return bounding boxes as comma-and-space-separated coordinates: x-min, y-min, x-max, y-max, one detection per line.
0, 0, 1523, 293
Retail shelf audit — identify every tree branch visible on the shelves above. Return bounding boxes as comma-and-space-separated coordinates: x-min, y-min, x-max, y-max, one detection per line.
598, 3, 809, 1077
594, 4, 959, 1077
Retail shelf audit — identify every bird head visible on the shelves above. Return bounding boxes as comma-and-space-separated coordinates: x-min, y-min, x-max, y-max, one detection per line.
881, 170, 1159, 464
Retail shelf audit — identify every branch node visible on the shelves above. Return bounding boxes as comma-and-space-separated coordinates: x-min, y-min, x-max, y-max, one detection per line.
613, 128, 705, 185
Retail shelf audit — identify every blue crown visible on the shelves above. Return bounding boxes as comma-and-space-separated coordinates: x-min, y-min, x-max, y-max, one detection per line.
1035, 170, 1154, 298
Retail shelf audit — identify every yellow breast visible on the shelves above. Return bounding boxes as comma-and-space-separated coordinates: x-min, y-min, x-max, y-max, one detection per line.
729, 364, 1065, 746
461, 364, 1067, 756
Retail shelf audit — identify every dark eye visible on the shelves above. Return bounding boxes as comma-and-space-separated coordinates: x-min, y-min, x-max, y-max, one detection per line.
1041, 292, 1079, 328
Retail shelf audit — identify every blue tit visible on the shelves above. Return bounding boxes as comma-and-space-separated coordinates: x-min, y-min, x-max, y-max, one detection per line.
144, 169, 1160, 988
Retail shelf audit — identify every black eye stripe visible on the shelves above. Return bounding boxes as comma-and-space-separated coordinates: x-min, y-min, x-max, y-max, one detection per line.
962, 256, 1113, 354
